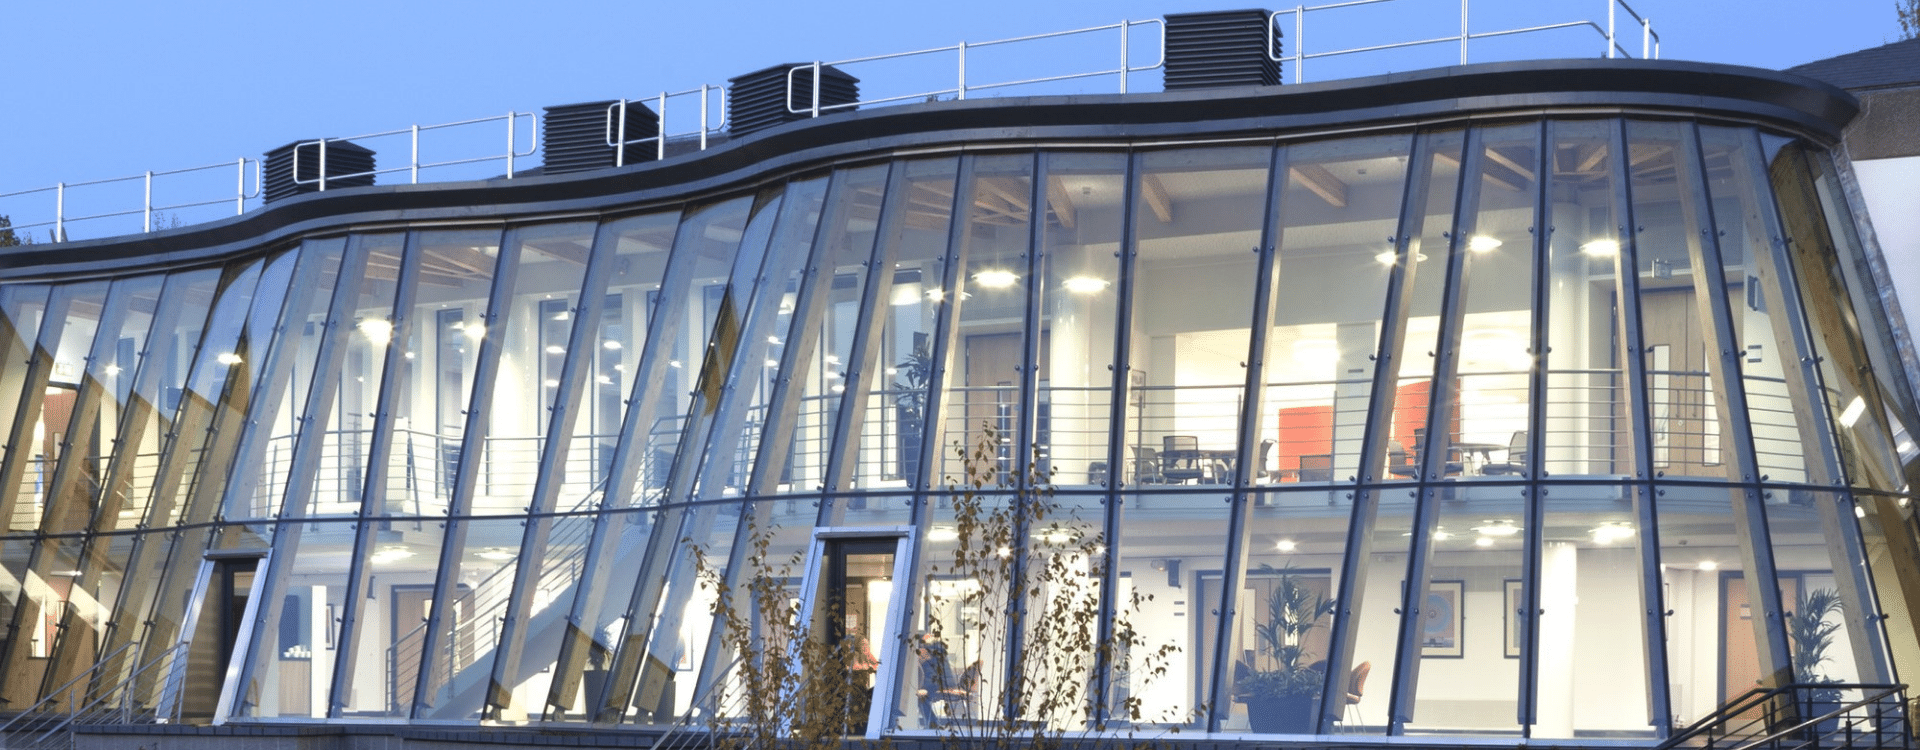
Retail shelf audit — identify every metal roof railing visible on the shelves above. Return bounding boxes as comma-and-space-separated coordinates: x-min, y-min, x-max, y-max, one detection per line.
0, 158, 260, 242
604, 84, 730, 168
1270, 0, 1660, 84
292, 110, 538, 191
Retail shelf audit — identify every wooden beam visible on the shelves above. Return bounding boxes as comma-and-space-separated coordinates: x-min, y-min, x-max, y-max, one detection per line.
526, 239, 589, 266
1045, 176, 1077, 230
1140, 173, 1173, 223
1576, 143, 1607, 173
1289, 164, 1348, 208
1484, 147, 1537, 183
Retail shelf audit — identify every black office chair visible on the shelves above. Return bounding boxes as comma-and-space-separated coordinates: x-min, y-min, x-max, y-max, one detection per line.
1132, 445, 1162, 484
1480, 430, 1528, 475
1387, 441, 1417, 478
1161, 435, 1207, 484
1257, 439, 1279, 483
1411, 427, 1464, 476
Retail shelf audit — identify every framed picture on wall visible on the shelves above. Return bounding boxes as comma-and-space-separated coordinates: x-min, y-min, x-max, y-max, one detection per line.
1420, 580, 1464, 658
1503, 579, 1523, 658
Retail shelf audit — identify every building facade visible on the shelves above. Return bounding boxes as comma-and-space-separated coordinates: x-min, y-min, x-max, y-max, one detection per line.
1, 49, 1918, 744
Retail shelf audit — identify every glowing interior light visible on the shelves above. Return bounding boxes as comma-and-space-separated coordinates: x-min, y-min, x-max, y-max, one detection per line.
357, 318, 393, 345
477, 548, 517, 561
1839, 396, 1867, 427
1432, 530, 1452, 541
1591, 524, 1636, 544
1582, 239, 1621, 256
371, 546, 415, 563
603, 340, 622, 350
1898, 439, 1916, 453
1856, 504, 1868, 519
551, 310, 571, 321
927, 527, 959, 542
890, 283, 924, 306
216, 352, 243, 366
1473, 520, 1521, 537
103, 364, 122, 376
1275, 539, 1297, 552
669, 360, 683, 368
1467, 235, 1503, 253
462, 322, 486, 340
545, 345, 566, 355
830, 384, 845, 393
973, 269, 1018, 288
765, 359, 779, 368
543, 379, 560, 388
596, 375, 613, 385
995, 545, 1013, 558
1474, 536, 1496, 548
1375, 250, 1398, 265
924, 288, 946, 302
1697, 560, 1718, 571
1062, 276, 1110, 294
767, 336, 781, 344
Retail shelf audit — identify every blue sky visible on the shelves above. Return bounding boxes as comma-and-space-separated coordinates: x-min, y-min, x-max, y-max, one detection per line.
1, 0, 1904, 240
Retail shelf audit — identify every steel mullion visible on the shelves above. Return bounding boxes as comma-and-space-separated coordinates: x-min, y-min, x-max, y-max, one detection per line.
330, 230, 427, 718
1000, 150, 1046, 724
410, 226, 519, 719
1677, 121, 1794, 693
1517, 120, 1549, 734
1608, 118, 1674, 735
1390, 127, 1484, 733
486, 220, 624, 719
1088, 150, 1141, 726
1319, 129, 1430, 737
819, 163, 911, 496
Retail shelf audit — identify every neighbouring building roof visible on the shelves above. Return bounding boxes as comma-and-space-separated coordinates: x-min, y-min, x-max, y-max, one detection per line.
1788, 37, 1920, 91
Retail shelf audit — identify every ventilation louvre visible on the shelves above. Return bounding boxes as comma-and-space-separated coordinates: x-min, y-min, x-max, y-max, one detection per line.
262, 140, 375, 204
728, 63, 859, 138
543, 100, 660, 175
1163, 9, 1282, 90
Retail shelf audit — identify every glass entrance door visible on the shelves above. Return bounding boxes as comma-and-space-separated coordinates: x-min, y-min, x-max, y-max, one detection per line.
809, 536, 902, 737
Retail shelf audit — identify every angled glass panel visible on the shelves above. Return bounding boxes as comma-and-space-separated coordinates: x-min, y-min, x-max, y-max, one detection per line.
1378, 129, 1465, 484
6, 280, 109, 534
334, 516, 447, 718
934, 155, 1034, 485
1260, 134, 1411, 488
1762, 489, 1876, 688
375, 229, 503, 518
1543, 120, 1632, 478
1034, 153, 1124, 493
893, 490, 1018, 729
1655, 484, 1754, 723
1121, 146, 1269, 489
307, 233, 408, 518
0, 284, 51, 482
626, 500, 740, 725
413, 517, 524, 720
1698, 126, 1823, 483
1533, 482, 1652, 738
1223, 487, 1353, 732
764, 164, 888, 499
232, 520, 354, 719
582, 211, 679, 506
696, 499, 817, 724
1626, 121, 1741, 482
540, 505, 655, 720
847, 158, 958, 492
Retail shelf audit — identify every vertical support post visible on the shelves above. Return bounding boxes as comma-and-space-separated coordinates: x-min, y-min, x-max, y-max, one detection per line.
615, 99, 627, 168
235, 158, 247, 215
506, 112, 516, 179
658, 92, 669, 162
957, 42, 968, 100
54, 183, 64, 242
699, 84, 710, 151
1460, 0, 1470, 64
1294, 7, 1306, 83
411, 125, 421, 184
144, 171, 153, 232
1119, 19, 1130, 94
1608, 0, 1617, 58
811, 62, 823, 116
318, 140, 328, 192
1643, 20, 1652, 58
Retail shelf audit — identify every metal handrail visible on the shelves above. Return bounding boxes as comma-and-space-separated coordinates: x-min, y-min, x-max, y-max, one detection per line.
647, 655, 745, 750
786, 17, 1166, 117
290, 110, 538, 190
604, 85, 730, 167
1269, 0, 1659, 84
1655, 682, 1909, 750
0, 642, 135, 736
0, 158, 260, 241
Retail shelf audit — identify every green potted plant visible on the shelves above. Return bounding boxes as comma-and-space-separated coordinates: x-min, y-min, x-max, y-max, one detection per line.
1240, 566, 1334, 734
1787, 587, 1845, 733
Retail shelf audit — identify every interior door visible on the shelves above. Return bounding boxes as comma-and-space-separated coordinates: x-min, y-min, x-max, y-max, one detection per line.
802, 533, 909, 738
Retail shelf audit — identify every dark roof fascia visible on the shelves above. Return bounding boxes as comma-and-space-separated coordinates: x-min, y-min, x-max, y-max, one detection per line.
0, 58, 1857, 282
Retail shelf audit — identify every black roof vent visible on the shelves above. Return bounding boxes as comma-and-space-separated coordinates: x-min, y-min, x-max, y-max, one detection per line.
263, 140, 375, 204
543, 100, 660, 175
1163, 9, 1281, 90
728, 63, 859, 138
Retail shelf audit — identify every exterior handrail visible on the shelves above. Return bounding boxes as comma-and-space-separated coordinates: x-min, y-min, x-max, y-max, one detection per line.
290, 110, 538, 190
0, 642, 135, 735
603, 85, 730, 167
0, 158, 260, 241
1269, 0, 1660, 84
1654, 682, 1909, 750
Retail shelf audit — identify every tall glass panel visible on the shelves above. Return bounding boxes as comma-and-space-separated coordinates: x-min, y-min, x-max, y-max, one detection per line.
1259, 135, 1411, 488
1035, 153, 1124, 492
1655, 485, 1754, 723
847, 158, 958, 492
934, 155, 1035, 485
1627, 121, 1741, 482
1379, 129, 1465, 484
893, 490, 1017, 729
5, 280, 109, 534
1698, 126, 1823, 483
236, 520, 355, 719
1536, 121, 1654, 738
309, 233, 407, 518
379, 229, 503, 518
1121, 146, 1270, 490
1762, 489, 1874, 691
1223, 487, 1355, 731
767, 164, 888, 502
1543, 121, 1633, 478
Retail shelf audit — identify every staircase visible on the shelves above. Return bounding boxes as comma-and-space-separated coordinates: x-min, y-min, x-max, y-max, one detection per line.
0, 643, 186, 750
1657, 683, 1911, 750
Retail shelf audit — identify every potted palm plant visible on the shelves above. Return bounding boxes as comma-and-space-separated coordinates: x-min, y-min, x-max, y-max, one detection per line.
1240, 567, 1334, 734
1787, 587, 1845, 733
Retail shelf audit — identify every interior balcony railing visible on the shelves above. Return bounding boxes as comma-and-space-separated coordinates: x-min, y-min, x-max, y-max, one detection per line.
1654, 683, 1910, 750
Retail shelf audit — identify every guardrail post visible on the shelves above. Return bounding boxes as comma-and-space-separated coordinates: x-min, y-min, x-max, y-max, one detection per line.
55, 183, 64, 242
1295, 6, 1305, 83
616, 99, 627, 168
411, 125, 421, 184
318, 140, 329, 192
1642, 19, 1651, 58
236, 158, 247, 215
811, 62, 823, 117
658, 91, 669, 162
1460, 0, 1470, 64
1120, 19, 1130, 94
956, 42, 968, 100
144, 171, 153, 232
1607, 0, 1617, 58
699, 84, 710, 151
506, 111, 517, 178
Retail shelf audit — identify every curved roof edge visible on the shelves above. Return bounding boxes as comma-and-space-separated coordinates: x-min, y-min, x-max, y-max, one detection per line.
0, 58, 1857, 281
